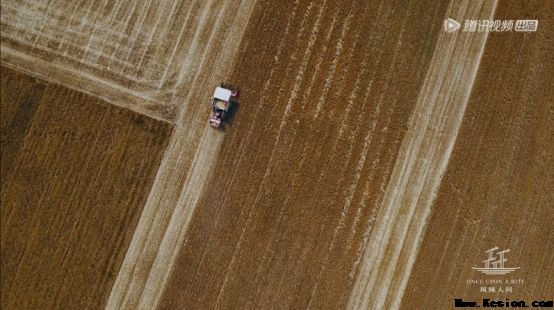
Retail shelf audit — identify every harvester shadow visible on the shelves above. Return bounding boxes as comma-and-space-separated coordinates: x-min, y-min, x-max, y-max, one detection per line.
221, 101, 240, 131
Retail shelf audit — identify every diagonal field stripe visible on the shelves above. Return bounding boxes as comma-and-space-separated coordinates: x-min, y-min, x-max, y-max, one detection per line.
347, 0, 498, 309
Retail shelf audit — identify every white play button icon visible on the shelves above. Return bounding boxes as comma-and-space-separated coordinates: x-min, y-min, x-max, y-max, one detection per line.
444, 18, 461, 33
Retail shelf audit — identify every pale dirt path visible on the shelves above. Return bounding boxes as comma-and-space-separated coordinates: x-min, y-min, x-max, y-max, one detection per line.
347, 0, 498, 309
105, 0, 257, 309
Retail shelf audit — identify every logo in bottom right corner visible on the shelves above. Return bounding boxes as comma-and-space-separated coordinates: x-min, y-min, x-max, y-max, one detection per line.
472, 246, 520, 275
466, 246, 525, 294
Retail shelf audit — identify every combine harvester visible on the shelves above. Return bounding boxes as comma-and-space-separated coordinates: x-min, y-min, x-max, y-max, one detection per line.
209, 84, 238, 129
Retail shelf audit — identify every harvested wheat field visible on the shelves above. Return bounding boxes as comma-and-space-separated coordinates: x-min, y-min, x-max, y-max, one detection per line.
1, 0, 552, 309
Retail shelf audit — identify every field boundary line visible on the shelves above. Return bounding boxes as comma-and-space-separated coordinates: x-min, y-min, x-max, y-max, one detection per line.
0, 47, 172, 123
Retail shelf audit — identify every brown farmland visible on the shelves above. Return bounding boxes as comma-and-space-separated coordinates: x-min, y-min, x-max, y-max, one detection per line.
159, 0, 451, 308
401, 1, 554, 308
0, 67, 172, 309
1, 0, 552, 309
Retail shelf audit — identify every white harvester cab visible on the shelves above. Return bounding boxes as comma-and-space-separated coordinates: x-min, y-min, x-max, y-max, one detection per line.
209, 85, 238, 128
